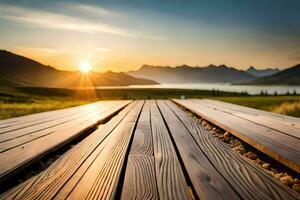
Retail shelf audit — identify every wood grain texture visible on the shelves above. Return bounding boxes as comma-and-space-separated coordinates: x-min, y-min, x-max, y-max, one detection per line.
197, 99, 300, 139
0, 101, 131, 183
199, 99, 300, 127
0, 101, 116, 129
121, 101, 158, 200
0, 108, 94, 140
157, 100, 240, 200
121, 155, 157, 200
3, 99, 299, 200
0, 102, 104, 134
66, 101, 144, 200
129, 129, 153, 156
150, 100, 192, 200
0, 103, 119, 152
129, 101, 153, 157
0, 101, 119, 141
174, 99, 300, 173
0, 106, 114, 153
1, 101, 138, 200
167, 100, 300, 200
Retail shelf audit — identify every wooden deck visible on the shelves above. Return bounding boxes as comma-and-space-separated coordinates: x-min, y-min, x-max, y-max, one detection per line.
174, 99, 300, 173
1, 100, 299, 199
0, 100, 131, 183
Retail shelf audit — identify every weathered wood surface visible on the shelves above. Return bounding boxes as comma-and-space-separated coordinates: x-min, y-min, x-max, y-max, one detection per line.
0, 101, 141, 199
198, 99, 300, 127
150, 100, 192, 200
0, 101, 115, 129
197, 99, 300, 139
1, 100, 299, 200
121, 101, 159, 200
65, 101, 143, 200
0, 103, 122, 151
174, 99, 300, 173
0, 100, 131, 183
157, 100, 239, 199
0, 101, 126, 141
166, 100, 300, 200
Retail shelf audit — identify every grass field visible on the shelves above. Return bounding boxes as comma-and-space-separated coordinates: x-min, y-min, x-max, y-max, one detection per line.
211, 96, 300, 117
0, 87, 97, 119
0, 87, 299, 119
0, 100, 95, 120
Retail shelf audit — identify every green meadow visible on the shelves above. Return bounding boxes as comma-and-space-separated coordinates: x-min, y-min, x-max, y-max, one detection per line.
0, 87, 299, 119
212, 96, 300, 117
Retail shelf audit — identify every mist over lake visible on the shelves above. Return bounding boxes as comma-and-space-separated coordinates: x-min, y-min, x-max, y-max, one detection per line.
97, 84, 300, 95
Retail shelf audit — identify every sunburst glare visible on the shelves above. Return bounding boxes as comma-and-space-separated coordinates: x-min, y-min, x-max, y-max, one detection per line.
79, 60, 91, 73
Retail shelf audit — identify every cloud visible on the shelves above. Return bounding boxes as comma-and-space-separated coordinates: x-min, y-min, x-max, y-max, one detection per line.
288, 56, 300, 60
15, 46, 64, 53
96, 48, 112, 52
0, 3, 162, 40
65, 2, 119, 17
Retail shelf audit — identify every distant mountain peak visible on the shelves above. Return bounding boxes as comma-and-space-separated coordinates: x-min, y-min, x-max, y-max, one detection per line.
245, 66, 280, 77
207, 64, 217, 68
218, 64, 227, 68
103, 70, 115, 75
242, 63, 300, 85
177, 64, 190, 68
247, 66, 255, 71
141, 64, 152, 69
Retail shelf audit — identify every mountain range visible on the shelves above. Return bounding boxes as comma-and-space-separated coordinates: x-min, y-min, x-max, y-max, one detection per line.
127, 64, 300, 85
0, 50, 158, 87
127, 64, 258, 84
127, 64, 255, 84
1, 50, 299, 87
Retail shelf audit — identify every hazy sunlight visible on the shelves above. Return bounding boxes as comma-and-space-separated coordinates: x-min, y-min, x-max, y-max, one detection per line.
79, 60, 91, 73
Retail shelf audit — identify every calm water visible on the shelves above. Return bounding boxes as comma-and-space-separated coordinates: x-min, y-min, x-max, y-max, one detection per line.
96, 83, 300, 95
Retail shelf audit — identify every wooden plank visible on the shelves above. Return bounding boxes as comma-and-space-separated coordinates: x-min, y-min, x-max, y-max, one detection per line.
197, 99, 300, 139
121, 101, 158, 200
0, 101, 116, 139
0, 121, 21, 129
174, 99, 300, 173
129, 101, 152, 156
0, 102, 106, 134
166, 100, 300, 200
0, 103, 121, 152
0, 101, 131, 183
0, 102, 128, 151
199, 99, 300, 127
65, 101, 144, 199
1, 101, 139, 199
157, 100, 239, 199
0, 107, 93, 135
0, 101, 113, 128
150, 100, 192, 200
0, 111, 107, 152
121, 156, 157, 200
128, 129, 152, 156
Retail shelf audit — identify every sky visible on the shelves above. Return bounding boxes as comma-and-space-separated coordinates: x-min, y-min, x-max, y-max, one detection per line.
0, 0, 299, 72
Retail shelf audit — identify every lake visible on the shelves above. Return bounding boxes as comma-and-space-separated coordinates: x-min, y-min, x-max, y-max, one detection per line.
97, 84, 300, 95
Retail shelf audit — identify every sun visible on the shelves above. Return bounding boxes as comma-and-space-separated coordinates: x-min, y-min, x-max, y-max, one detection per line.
79, 60, 91, 73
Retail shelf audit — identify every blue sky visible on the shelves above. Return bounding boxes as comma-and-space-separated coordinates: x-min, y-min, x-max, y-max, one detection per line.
0, 0, 299, 72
